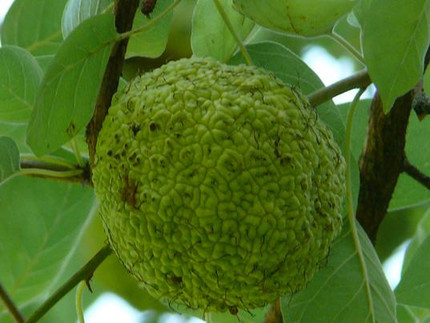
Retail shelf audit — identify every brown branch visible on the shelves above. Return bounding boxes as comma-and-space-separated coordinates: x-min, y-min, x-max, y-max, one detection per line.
0, 283, 25, 323
86, 0, 140, 177
403, 158, 430, 190
356, 47, 430, 244
264, 298, 283, 323
26, 245, 112, 323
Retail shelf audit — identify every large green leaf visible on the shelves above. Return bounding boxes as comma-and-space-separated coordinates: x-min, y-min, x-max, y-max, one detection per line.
0, 177, 94, 315
62, 0, 112, 38
283, 222, 396, 323
192, 0, 254, 62
0, 137, 20, 185
126, 0, 174, 59
0, 46, 43, 123
26, 13, 118, 156
396, 235, 430, 309
356, 0, 430, 112
1, 0, 68, 56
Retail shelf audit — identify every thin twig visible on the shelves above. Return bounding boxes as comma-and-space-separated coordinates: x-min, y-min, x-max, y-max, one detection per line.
0, 283, 25, 323
19, 160, 90, 185
25, 245, 112, 323
307, 70, 371, 107
403, 157, 430, 190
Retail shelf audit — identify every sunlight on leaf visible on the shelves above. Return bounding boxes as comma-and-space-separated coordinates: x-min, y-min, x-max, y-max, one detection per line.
0, 136, 20, 185
356, 0, 430, 112
0, 177, 94, 310
1, 0, 68, 56
283, 223, 396, 323
192, 0, 254, 62
396, 235, 430, 309
0, 46, 43, 123
26, 13, 118, 156
62, 0, 112, 38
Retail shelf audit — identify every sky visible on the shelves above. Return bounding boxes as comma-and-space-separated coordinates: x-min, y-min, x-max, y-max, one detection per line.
0, 1, 405, 322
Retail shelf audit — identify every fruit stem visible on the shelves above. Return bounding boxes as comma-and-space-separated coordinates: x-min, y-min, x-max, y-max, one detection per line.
330, 31, 365, 64
76, 281, 86, 323
212, 0, 253, 65
25, 245, 112, 323
307, 70, 371, 107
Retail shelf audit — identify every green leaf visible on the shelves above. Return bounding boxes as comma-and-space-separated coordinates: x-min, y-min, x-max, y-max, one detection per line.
396, 235, 430, 309
0, 122, 29, 153
0, 137, 20, 185
126, 0, 174, 58
62, 0, 112, 38
356, 0, 430, 112
390, 114, 430, 209
26, 13, 118, 156
0, 177, 94, 310
1, 0, 68, 56
229, 42, 344, 145
0, 46, 43, 123
376, 203, 429, 263
283, 222, 397, 323
192, 0, 254, 62
401, 207, 430, 274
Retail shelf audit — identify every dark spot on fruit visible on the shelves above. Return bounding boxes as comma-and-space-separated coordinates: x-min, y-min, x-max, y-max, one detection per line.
121, 174, 139, 209
170, 276, 182, 283
274, 136, 280, 158
131, 124, 141, 135
149, 122, 159, 131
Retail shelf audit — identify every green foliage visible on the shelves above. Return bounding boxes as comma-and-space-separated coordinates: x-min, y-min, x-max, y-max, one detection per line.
0, 136, 20, 184
26, 13, 118, 156
0, 46, 43, 122
0, 177, 94, 320
283, 223, 396, 322
1, 0, 68, 56
355, 0, 430, 112
192, 0, 254, 62
126, 0, 174, 58
0, 0, 429, 322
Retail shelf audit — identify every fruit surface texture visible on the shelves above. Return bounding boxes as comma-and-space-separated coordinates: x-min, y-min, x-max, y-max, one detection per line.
233, 0, 357, 36
92, 57, 345, 312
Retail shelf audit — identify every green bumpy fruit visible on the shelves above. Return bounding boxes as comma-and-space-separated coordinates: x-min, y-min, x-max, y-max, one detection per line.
92, 57, 345, 312
233, 0, 357, 36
